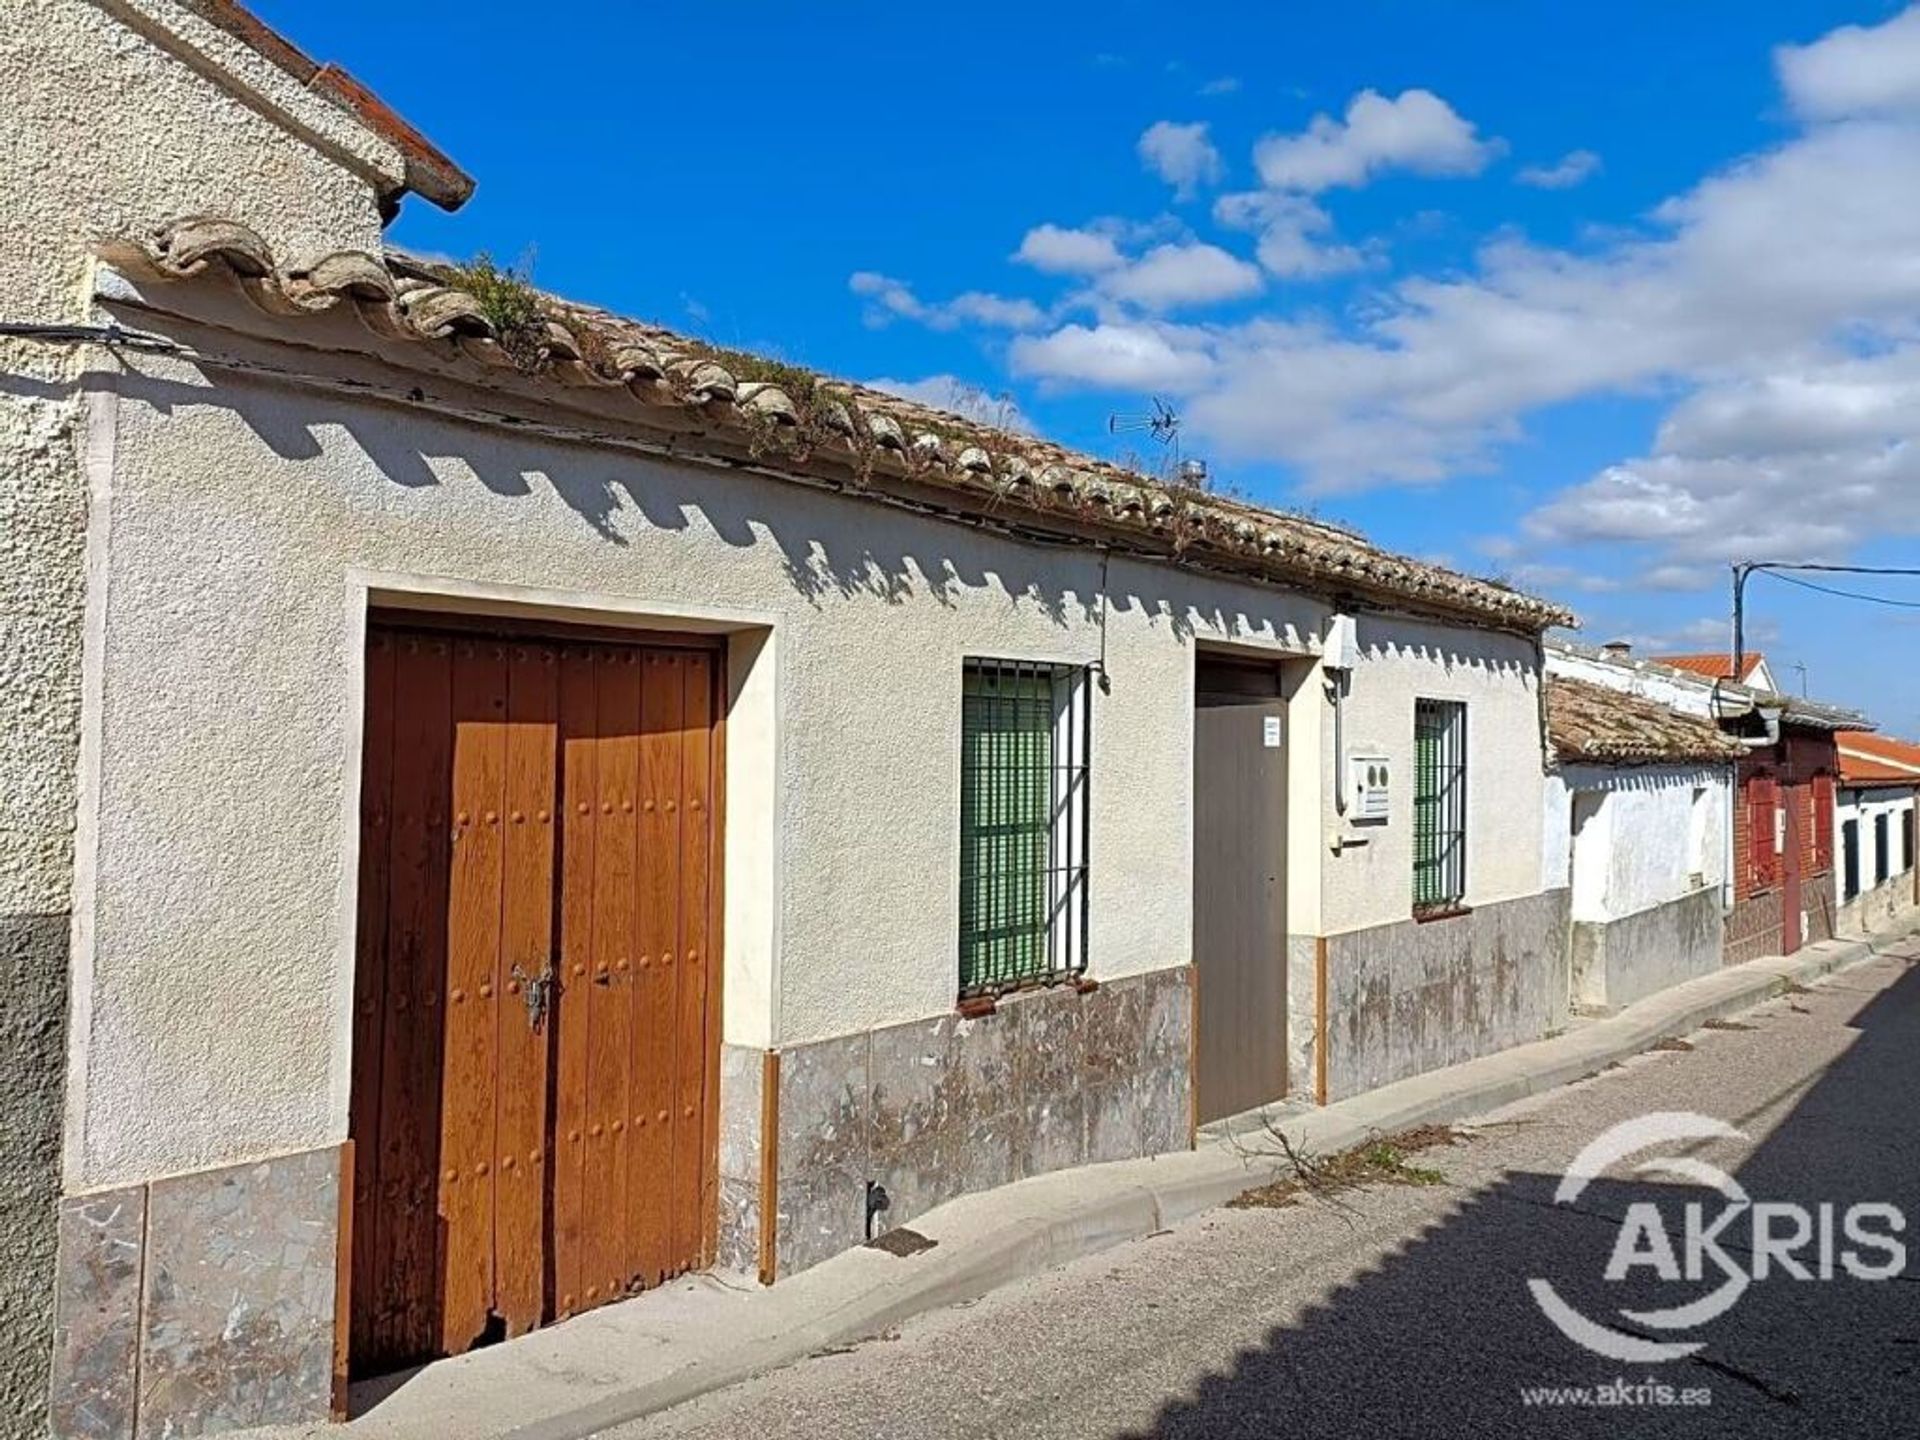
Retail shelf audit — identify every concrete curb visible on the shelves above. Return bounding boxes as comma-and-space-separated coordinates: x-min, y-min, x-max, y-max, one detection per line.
478, 922, 1917, 1440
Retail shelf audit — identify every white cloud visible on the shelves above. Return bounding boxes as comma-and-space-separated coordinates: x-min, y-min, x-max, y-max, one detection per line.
1608, 616, 1776, 652
847, 271, 1045, 331
1253, 88, 1500, 192
848, 270, 923, 323
1517, 149, 1601, 189
1174, 98, 1920, 494
995, 5, 1920, 594
857, 6, 1920, 595
943, 292, 1048, 329
1013, 223, 1124, 275
1522, 350, 1920, 566
1009, 322, 1216, 392
1199, 76, 1241, 97
1214, 191, 1368, 278
1097, 242, 1264, 310
1778, 6, 1920, 118
864, 375, 1032, 432
1138, 121, 1225, 199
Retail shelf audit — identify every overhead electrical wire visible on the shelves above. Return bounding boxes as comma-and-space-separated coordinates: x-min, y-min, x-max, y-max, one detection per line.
1760, 568, 1920, 610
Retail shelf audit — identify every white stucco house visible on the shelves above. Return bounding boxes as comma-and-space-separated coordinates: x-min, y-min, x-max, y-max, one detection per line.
1834, 733, 1919, 934
3, 4, 1585, 1435
1540, 669, 1744, 1012
1544, 640, 1874, 965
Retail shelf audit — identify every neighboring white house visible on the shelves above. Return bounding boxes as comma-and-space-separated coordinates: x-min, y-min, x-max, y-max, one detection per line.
1545, 639, 1874, 964
1542, 672, 1744, 1011
1834, 734, 1920, 934
3, 5, 1581, 1435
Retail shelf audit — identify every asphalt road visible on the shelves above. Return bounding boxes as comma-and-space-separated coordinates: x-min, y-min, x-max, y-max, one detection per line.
609, 947, 1920, 1440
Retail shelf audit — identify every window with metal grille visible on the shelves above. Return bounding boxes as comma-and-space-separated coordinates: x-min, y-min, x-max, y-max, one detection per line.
1413, 699, 1467, 911
958, 660, 1090, 996
1875, 812, 1890, 887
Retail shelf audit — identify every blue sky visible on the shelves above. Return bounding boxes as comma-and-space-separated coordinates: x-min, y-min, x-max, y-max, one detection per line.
257, 1, 1920, 729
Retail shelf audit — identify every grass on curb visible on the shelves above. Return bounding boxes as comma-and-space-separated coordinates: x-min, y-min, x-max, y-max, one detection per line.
1228, 1124, 1469, 1211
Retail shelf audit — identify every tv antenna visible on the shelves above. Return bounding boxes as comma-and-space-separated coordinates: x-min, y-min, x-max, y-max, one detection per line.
1108, 398, 1209, 486
1108, 397, 1182, 452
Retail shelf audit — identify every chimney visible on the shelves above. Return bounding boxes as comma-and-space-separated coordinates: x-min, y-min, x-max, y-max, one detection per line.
1602, 640, 1632, 657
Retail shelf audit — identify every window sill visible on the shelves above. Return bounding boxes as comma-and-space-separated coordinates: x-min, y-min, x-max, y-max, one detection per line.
956, 973, 1096, 1017
1413, 902, 1472, 924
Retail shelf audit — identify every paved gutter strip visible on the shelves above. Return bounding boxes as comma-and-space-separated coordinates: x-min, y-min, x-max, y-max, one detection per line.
334, 920, 1918, 1440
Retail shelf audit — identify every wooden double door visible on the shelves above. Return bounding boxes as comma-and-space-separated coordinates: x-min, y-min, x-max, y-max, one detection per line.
349, 620, 722, 1377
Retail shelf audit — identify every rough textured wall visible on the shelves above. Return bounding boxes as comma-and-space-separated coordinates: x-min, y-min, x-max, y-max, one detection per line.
1725, 889, 1784, 966
70, 344, 1292, 1184
64, 290, 1553, 1194
1570, 884, 1723, 1011
0, 337, 85, 1438
758, 967, 1190, 1277
1323, 889, 1570, 1102
0, 919, 68, 1431
1, 0, 395, 324
1318, 615, 1549, 935
1546, 764, 1725, 917
0, 3, 397, 1429
1839, 873, 1918, 937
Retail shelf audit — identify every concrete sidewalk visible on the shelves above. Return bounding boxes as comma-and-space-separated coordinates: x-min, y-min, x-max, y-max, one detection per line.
261, 918, 1920, 1440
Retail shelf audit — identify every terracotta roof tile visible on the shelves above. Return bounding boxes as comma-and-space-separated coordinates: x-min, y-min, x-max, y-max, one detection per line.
111, 216, 1579, 635
1840, 757, 1920, 785
1839, 733, 1920, 784
1547, 639, 1873, 733
1650, 651, 1767, 684
1546, 676, 1747, 765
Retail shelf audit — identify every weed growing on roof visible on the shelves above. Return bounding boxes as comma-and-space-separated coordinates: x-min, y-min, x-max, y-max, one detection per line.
445, 250, 548, 373
673, 345, 893, 481
560, 315, 622, 378
704, 347, 814, 395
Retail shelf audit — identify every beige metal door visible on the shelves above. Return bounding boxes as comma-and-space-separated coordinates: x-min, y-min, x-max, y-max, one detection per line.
1192, 658, 1288, 1124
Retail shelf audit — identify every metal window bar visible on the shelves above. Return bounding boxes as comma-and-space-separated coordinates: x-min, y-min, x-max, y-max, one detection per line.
1413, 700, 1467, 909
959, 659, 1091, 996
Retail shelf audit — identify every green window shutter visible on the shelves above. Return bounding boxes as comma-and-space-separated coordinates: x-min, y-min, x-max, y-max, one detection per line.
1413, 699, 1466, 908
1414, 710, 1440, 907
960, 666, 1055, 993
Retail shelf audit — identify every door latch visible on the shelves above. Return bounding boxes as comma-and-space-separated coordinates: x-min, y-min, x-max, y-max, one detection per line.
512, 964, 555, 1032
